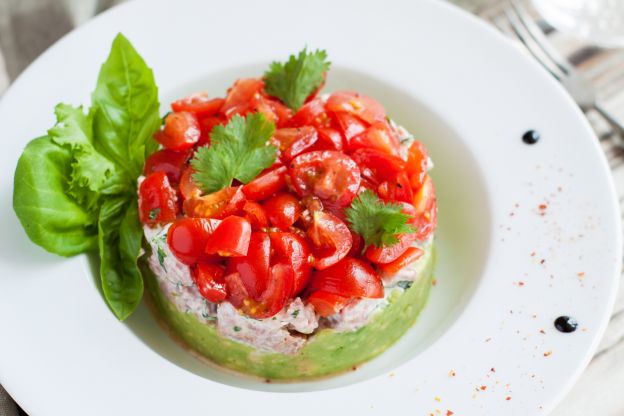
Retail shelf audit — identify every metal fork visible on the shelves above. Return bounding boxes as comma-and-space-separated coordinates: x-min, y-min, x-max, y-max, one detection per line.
504, 0, 624, 146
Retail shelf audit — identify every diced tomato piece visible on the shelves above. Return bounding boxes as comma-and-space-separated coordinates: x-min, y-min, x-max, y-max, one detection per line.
326, 91, 386, 125
242, 165, 287, 201
243, 262, 294, 318
273, 127, 318, 161
204, 216, 251, 257
348, 121, 401, 157
178, 166, 202, 200
270, 231, 312, 296
224, 272, 249, 308
365, 232, 417, 265
348, 230, 364, 257
307, 290, 350, 317
377, 171, 414, 204
332, 112, 367, 140
167, 217, 220, 265
226, 232, 271, 299
264, 192, 302, 230
377, 247, 424, 280
183, 186, 245, 219
289, 150, 360, 207
242, 201, 269, 229
139, 172, 178, 225
412, 175, 437, 241
221, 78, 264, 117
289, 98, 327, 127
308, 257, 383, 298
171, 92, 224, 117
307, 211, 352, 270
155, 112, 201, 151
191, 262, 227, 303
349, 148, 406, 185
407, 141, 429, 191
143, 149, 190, 184
316, 127, 343, 151
254, 96, 293, 127
198, 116, 226, 146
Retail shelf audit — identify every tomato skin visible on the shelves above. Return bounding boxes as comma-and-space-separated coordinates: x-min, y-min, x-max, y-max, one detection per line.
412, 175, 437, 241
204, 216, 252, 257
365, 232, 417, 265
307, 211, 352, 270
308, 257, 383, 298
167, 217, 220, 265
143, 149, 190, 184
254, 96, 293, 127
178, 166, 202, 200
289, 150, 361, 208
307, 290, 350, 317
332, 112, 367, 140
242, 201, 269, 229
264, 193, 302, 230
156, 112, 201, 151
224, 272, 249, 308
246, 262, 294, 318
349, 148, 406, 185
198, 116, 225, 146
171, 93, 224, 117
326, 91, 386, 125
226, 231, 270, 299
221, 78, 264, 117
139, 172, 178, 225
289, 98, 327, 127
270, 231, 312, 296
316, 127, 343, 151
192, 262, 227, 303
183, 186, 246, 219
377, 247, 424, 280
242, 165, 287, 201
377, 171, 414, 204
273, 127, 318, 161
406, 141, 428, 191
348, 121, 401, 157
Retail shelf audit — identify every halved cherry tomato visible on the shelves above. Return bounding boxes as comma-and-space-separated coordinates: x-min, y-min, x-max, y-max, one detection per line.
377, 171, 414, 204
350, 148, 406, 185
406, 141, 429, 191
377, 247, 424, 280
307, 290, 350, 317
253, 96, 292, 127
307, 257, 383, 298
289, 98, 327, 127
326, 91, 386, 125
264, 193, 302, 230
178, 166, 202, 200
242, 165, 287, 201
224, 272, 249, 308
316, 127, 343, 151
270, 231, 312, 296
171, 92, 224, 117
205, 216, 251, 257
242, 262, 294, 318
155, 111, 201, 151
307, 211, 352, 270
348, 230, 364, 257
183, 186, 246, 219
273, 127, 318, 161
143, 149, 190, 184
167, 217, 220, 265
221, 78, 264, 117
139, 172, 178, 225
242, 201, 268, 229
198, 116, 225, 146
348, 121, 401, 157
412, 175, 437, 241
332, 112, 367, 140
226, 232, 270, 299
289, 150, 360, 207
192, 262, 227, 303
365, 232, 417, 265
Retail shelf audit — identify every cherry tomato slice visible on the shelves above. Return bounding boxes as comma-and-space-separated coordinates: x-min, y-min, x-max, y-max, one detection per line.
289, 151, 360, 207
198, 115, 226, 146
178, 166, 202, 200
406, 140, 429, 191
307, 211, 352, 270
139, 172, 178, 225
253, 96, 293, 127
377, 171, 414, 204
332, 112, 367, 140
204, 216, 251, 257
270, 231, 312, 296
289, 98, 327, 127
316, 127, 344, 151
377, 247, 424, 280
349, 148, 406, 185
273, 127, 318, 161
242, 165, 287, 201
348, 120, 401, 157
242, 201, 268, 229
155, 111, 201, 151
224, 272, 249, 308
226, 231, 270, 299
167, 217, 220, 265
183, 186, 246, 219
143, 149, 190, 184
191, 262, 227, 303
412, 175, 437, 241
171, 92, 224, 117
244, 262, 294, 318
264, 192, 302, 230
307, 257, 383, 298
365, 232, 417, 265
221, 78, 264, 117
325, 91, 386, 125
306, 290, 350, 317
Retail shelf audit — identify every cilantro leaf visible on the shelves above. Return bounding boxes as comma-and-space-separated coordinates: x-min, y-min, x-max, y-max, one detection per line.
190, 113, 277, 193
345, 190, 416, 249
264, 48, 330, 110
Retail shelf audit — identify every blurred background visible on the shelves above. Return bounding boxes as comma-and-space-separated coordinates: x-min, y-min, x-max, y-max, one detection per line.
0, 0, 623, 415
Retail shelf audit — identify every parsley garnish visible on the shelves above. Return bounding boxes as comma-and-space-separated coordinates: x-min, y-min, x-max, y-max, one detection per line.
345, 190, 416, 249
148, 208, 160, 220
264, 48, 330, 110
233, 326, 242, 332
397, 281, 413, 290
190, 113, 277, 194
156, 246, 167, 270
291, 309, 300, 318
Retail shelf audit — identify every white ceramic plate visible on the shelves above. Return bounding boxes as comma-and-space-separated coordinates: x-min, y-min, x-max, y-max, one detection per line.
0, 0, 620, 414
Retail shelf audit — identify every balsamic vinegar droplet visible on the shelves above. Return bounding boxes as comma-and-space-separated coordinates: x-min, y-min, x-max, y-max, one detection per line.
554, 316, 578, 333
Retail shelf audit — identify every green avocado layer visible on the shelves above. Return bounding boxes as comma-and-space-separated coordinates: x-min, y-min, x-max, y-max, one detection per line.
143, 245, 434, 380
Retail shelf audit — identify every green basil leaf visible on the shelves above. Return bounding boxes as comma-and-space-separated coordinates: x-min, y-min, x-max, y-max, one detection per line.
91, 33, 160, 179
13, 136, 98, 256
98, 196, 144, 320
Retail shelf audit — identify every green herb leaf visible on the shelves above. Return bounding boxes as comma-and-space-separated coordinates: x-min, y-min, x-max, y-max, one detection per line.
233, 326, 242, 332
190, 113, 277, 193
397, 281, 413, 290
291, 309, 300, 318
264, 48, 330, 110
345, 190, 416, 249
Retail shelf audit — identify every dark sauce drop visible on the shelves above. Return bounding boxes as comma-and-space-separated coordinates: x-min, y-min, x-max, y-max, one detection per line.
522, 129, 540, 144
554, 316, 578, 333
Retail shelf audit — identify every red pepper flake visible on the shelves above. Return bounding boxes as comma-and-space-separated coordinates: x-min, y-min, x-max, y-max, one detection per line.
539, 329, 546, 334
490, 367, 496, 372
480, 385, 487, 391
540, 259, 546, 265
506, 396, 512, 401
447, 411, 454, 416
517, 281, 525, 287
544, 351, 552, 357
538, 204, 547, 210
